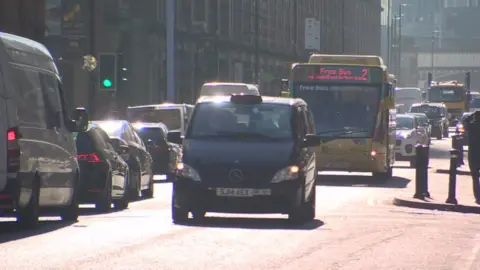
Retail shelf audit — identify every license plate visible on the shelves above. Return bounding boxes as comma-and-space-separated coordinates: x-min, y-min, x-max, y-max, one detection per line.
216, 188, 271, 197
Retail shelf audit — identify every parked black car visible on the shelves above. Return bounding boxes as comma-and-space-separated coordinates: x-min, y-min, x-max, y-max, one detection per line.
132, 122, 181, 181
74, 124, 130, 212
93, 120, 154, 200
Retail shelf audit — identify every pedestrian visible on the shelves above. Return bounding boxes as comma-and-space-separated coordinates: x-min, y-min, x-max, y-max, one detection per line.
463, 110, 480, 203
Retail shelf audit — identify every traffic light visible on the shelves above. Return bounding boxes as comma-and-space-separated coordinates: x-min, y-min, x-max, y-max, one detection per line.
98, 53, 117, 91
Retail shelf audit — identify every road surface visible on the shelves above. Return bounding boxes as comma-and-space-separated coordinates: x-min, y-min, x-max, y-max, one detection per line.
0, 136, 479, 270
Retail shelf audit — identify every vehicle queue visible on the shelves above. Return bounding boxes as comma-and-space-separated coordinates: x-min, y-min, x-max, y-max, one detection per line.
0, 32, 451, 229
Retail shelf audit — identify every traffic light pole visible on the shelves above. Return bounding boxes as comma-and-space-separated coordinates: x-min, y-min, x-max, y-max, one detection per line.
166, 0, 175, 102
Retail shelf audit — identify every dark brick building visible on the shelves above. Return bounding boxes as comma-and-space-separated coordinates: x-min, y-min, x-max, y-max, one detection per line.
0, 0, 383, 119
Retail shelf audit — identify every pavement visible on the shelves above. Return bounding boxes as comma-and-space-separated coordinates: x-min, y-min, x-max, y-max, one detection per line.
1, 133, 480, 269
393, 135, 480, 214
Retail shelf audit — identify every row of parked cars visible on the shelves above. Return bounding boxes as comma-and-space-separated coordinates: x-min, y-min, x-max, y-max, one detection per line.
0, 32, 191, 228
74, 120, 183, 212
394, 102, 452, 167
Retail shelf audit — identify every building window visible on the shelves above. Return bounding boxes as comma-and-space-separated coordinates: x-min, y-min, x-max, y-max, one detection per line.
176, 0, 192, 29
242, 0, 253, 44
232, 0, 242, 41
218, 0, 230, 37
444, 0, 469, 7
193, 0, 206, 22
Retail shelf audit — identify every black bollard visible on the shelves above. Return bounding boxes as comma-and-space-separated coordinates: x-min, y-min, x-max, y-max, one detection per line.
446, 149, 459, 204
413, 144, 425, 200
452, 135, 464, 166
421, 145, 430, 198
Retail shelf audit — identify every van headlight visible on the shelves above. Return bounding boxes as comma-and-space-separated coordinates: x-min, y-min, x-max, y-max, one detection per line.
175, 163, 201, 182
271, 166, 300, 183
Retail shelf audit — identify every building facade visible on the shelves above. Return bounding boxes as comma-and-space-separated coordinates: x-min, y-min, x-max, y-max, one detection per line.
2, 0, 383, 119
392, 0, 480, 87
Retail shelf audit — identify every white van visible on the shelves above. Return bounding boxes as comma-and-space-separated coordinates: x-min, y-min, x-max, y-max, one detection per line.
127, 103, 194, 136
395, 87, 423, 111
200, 82, 260, 97
0, 32, 89, 228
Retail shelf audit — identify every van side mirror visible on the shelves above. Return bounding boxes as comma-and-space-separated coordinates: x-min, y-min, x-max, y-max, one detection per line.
167, 131, 183, 144
421, 92, 427, 99
303, 134, 322, 147
71, 107, 89, 132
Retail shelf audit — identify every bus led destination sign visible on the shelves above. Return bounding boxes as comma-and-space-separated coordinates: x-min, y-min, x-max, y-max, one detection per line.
293, 65, 381, 84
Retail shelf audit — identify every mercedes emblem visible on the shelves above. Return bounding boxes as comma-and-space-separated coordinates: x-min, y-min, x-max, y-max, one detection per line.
228, 169, 244, 183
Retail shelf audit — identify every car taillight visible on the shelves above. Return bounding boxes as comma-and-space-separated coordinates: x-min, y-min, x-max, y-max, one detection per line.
7, 130, 16, 141
7, 128, 20, 173
77, 153, 101, 163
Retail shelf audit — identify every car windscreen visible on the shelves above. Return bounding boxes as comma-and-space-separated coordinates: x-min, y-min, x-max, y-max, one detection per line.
396, 117, 414, 130
128, 108, 182, 131
188, 102, 293, 140
93, 121, 124, 137
429, 87, 464, 102
135, 127, 166, 144
410, 105, 442, 118
471, 98, 480, 109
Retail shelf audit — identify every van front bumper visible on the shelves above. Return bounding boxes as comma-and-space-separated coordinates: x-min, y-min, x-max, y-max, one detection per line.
172, 178, 304, 214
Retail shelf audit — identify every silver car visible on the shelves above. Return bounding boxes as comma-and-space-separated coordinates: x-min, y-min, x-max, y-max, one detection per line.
407, 112, 432, 144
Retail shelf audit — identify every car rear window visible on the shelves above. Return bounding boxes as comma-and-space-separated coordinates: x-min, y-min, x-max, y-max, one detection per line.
75, 132, 93, 154
135, 127, 166, 144
128, 108, 182, 131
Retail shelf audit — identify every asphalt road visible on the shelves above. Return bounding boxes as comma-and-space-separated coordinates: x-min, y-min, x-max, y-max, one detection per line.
1, 135, 479, 269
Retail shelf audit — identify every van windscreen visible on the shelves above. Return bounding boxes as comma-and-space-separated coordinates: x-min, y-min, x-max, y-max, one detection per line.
128, 108, 182, 131
201, 85, 252, 96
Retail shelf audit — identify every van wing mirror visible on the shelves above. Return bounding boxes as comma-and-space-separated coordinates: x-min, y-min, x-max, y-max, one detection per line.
167, 131, 183, 144
303, 134, 322, 147
71, 107, 89, 132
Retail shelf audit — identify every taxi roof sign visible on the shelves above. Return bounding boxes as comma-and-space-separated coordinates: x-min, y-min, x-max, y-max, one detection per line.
230, 94, 262, 104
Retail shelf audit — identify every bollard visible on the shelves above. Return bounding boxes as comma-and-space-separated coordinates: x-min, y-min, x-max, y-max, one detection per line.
451, 135, 464, 166
446, 149, 459, 204
421, 145, 430, 198
413, 144, 426, 199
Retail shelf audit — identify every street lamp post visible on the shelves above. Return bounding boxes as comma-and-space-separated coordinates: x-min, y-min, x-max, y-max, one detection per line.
398, 4, 408, 85
431, 29, 440, 79
391, 15, 400, 76
387, 0, 392, 65
166, 0, 175, 102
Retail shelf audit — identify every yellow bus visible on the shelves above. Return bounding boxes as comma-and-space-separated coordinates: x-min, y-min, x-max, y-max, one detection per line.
426, 80, 471, 124
287, 54, 396, 180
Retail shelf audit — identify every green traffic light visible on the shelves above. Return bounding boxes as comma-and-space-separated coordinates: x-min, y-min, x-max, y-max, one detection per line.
102, 79, 112, 88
